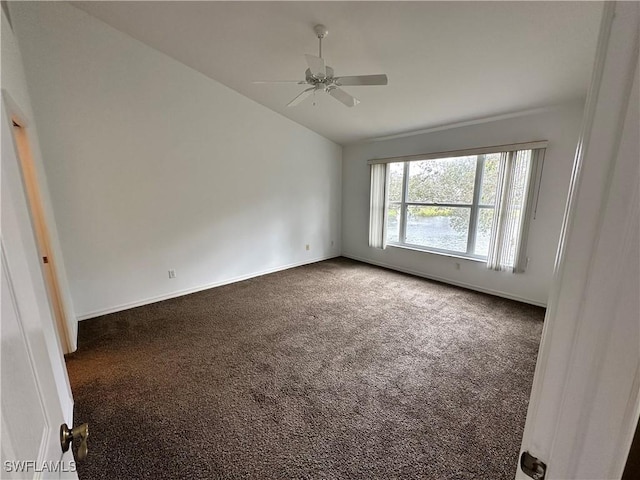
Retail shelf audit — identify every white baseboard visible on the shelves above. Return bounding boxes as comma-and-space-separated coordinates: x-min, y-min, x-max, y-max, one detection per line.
77, 254, 341, 321
342, 252, 546, 307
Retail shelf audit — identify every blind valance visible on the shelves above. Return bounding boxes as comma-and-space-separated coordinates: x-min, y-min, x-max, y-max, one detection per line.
367, 140, 548, 165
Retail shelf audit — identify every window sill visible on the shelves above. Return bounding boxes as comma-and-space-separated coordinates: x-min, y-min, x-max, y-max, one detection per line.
386, 243, 487, 263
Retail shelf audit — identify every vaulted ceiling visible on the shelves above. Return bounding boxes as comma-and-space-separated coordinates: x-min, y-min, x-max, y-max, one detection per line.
74, 1, 603, 145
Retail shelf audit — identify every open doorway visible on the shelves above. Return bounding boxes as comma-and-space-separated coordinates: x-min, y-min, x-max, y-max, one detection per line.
11, 117, 72, 354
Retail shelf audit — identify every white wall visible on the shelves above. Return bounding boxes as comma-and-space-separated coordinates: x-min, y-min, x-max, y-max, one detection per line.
10, 2, 342, 320
342, 104, 584, 306
1, 9, 77, 350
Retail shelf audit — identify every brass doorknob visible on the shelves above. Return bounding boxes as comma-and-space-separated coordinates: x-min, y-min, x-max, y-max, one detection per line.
60, 423, 89, 461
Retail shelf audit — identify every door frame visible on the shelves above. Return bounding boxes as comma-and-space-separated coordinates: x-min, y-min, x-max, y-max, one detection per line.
517, 2, 639, 478
2, 91, 73, 354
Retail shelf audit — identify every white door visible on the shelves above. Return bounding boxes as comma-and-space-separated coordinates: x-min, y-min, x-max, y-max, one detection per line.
1, 94, 78, 478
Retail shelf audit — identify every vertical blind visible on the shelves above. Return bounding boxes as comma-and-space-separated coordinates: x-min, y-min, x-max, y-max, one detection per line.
487, 148, 544, 272
368, 163, 388, 249
487, 149, 538, 272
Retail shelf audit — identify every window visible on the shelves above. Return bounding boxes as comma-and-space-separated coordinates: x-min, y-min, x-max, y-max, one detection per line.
369, 142, 546, 272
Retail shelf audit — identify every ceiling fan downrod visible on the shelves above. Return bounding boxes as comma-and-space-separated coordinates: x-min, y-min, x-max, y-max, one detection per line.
314, 24, 328, 59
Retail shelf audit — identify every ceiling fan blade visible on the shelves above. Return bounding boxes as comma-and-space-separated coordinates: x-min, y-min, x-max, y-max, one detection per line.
334, 74, 388, 86
328, 87, 360, 107
287, 87, 317, 107
253, 80, 308, 84
305, 54, 326, 78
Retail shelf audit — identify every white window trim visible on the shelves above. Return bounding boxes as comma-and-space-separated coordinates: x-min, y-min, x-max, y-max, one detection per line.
387, 154, 494, 260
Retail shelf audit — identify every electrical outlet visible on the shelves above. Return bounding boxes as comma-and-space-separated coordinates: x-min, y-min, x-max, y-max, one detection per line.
168, 269, 176, 279
305, 244, 310, 251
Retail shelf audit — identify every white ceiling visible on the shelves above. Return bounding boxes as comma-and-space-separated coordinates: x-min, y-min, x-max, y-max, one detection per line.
73, 1, 603, 145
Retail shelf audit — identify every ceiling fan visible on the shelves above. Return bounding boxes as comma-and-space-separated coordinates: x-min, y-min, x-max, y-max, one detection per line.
254, 24, 388, 108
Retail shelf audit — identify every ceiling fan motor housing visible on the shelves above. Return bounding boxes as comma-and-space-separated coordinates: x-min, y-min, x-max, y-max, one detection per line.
305, 66, 335, 87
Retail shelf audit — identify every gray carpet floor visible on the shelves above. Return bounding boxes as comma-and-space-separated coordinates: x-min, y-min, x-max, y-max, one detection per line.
66, 257, 544, 479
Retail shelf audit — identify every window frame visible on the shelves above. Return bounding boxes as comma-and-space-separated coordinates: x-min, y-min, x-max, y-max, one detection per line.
387, 154, 497, 260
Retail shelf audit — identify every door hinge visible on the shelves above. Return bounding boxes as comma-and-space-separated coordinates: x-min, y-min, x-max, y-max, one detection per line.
520, 451, 547, 480
42, 256, 49, 264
